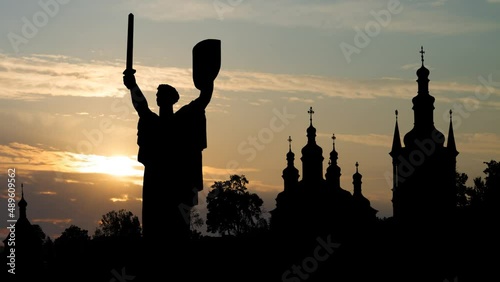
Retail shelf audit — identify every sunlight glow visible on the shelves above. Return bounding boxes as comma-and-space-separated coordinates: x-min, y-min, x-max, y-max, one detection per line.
76, 155, 143, 177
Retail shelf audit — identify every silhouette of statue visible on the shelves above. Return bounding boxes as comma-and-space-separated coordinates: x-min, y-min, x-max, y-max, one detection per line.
123, 38, 219, 280
123, 38, 220, 246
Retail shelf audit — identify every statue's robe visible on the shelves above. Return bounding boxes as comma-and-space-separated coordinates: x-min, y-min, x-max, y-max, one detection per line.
136, 111, 168, 242
172, 97, 207, 206
136, 96, 207, 241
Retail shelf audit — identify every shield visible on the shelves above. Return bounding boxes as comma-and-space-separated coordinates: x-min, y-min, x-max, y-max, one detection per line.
192, 39, 221, 90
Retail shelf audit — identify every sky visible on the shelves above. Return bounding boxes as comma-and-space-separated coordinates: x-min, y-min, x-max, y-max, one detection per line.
1, 0, 500, 242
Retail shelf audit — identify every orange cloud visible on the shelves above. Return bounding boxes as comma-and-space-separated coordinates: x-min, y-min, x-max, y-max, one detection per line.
0, 142, 143, 182
110, 194, 142, 203
38, 191, 57, 195
32, 218, 72, 225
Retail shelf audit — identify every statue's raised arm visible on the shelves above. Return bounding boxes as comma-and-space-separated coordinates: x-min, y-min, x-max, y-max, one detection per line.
122, 13, 151, 117
123, 70, 150, 117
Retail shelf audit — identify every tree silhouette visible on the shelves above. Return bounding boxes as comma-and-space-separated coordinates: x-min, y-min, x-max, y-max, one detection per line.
206, 175, 268, 236
468, 176, 487, 207
483, 160, 499, 208
31, 224, 56, 269
54, 225, 90, 262
467, 160, 500, 212
190, 207, 205, 239
93, 209, 141, 239
55, 225, 90, 244
456, 170, 469, 208
32, 224, 47, 245
456, 160, 499, 224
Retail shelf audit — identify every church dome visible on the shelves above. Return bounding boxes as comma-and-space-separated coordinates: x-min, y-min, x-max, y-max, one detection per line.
301, 122, 322, 157
306, 124, 316, 136
416, 65, 430, 79
329, 147, 338, 161
19, 195, 27, 208
353, 170, 362, 181
301, 135, 322, 156
352, 162, 362, 182
403, 127, 445, 148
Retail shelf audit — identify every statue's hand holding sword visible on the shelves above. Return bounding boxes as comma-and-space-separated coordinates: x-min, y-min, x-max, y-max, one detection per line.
123, 13, 136, 89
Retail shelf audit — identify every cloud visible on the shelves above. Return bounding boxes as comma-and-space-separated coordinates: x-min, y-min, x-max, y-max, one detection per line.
203, 165, 260, 178
456, 133, 500, 155
284, 97, 315, 104
38, 191, 57, 195
401, 63, 434, 71
401, 63, 423, 70
319, 133, 392, 148
110, 194, 141, 203
384, 9, 499, 35
55, 178, 95, 185
317, 132, 500, 156
431, 0, 448, 7
1, 53, 499, 108
0, 142, 143, 181
121, 0, 216, 22
120, 0, 500, 35
0, 53, 192, 101
0, 142, 66, 172
217, 71, 500, 103
247, 180, 283, 193
32, 218, 72, 225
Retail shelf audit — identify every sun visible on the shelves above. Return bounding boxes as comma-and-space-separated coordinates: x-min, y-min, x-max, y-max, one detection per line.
76, 155, 143, 177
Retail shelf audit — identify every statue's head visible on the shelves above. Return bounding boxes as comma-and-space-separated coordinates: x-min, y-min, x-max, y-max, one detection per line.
156, 84, 179, 107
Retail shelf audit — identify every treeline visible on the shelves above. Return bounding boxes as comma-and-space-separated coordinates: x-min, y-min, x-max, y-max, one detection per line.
2, 161, 498, 281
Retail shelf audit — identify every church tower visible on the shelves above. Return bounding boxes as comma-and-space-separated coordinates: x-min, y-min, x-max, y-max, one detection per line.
389, 110, 402, 219
390, 47, 458, 225
300, 107, 324, 185
18, 185, 28, 221
325, 134, 341, 190
352, 162, 378, 222
282, 136, 300, 191
2, 184, 44, 279
352, 162, 362, 198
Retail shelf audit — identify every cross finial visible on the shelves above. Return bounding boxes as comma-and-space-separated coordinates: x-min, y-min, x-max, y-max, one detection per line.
331, 133, 336, 149
420, 46, 425, 65
308, 107, 315, 125
287, 136, 292, 151
355, 161, 359, 173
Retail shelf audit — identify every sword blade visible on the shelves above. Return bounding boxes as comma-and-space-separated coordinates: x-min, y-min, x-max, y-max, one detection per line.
126, 13, 134, 71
